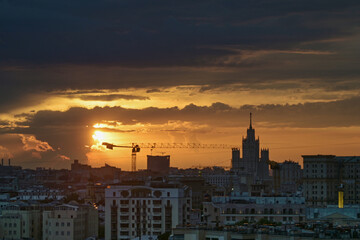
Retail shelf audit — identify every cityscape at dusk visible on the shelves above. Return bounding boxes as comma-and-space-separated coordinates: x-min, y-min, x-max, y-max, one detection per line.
1, 0, 360, 239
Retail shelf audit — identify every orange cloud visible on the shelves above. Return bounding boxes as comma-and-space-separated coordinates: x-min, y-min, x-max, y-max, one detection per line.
19, 134, 54, 152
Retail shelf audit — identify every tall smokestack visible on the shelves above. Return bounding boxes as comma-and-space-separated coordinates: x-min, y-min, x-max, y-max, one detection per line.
8, 159, 10, 166
1, 158, 3, 166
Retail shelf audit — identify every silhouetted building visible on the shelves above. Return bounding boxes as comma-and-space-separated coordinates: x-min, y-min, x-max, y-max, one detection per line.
147, 155, 170, 174
231, 148, 241, 169
70, 160, 121, 182
242, 114, 260, 175
231, 113, 270, 182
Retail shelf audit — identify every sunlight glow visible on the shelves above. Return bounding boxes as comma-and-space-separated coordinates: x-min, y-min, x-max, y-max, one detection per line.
92, 130, 106, 143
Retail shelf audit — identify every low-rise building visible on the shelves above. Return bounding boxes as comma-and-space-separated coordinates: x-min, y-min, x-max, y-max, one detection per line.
18, 188, 64, 201
203, 196, 306, 226
307, 206, 360, 226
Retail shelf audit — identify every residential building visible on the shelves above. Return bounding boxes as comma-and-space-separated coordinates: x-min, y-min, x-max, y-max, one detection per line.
203, 195, 306, 226
42, 202, 98, 240
303, 155, 360, 207
272, 160, 302, 194
105, 183, 191, 240
18, 188, 64, 201
0, 202, 42, 240
168, 175, 215, 210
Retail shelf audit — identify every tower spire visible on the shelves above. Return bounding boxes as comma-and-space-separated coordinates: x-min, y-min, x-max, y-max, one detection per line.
250, 112, 252, 129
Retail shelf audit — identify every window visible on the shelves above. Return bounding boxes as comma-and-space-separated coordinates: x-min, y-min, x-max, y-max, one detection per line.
67, 222, 70, 227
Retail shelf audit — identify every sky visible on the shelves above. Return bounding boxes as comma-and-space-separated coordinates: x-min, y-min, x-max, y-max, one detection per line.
1, 0, 360, 170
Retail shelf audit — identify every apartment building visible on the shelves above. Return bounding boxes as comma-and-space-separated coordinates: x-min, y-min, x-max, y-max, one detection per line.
203, 196, 306, 226
105, 183, 191, 240
42, 202, 98, 240
0, 202, 42, 240
303, 155, 360, 207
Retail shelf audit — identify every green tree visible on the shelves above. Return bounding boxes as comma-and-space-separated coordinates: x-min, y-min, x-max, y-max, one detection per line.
158, 232, 171, 240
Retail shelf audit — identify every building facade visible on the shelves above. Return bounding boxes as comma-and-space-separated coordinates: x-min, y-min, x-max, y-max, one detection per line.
105, 184, 191, 240
0, 203, 42, 240
42, 203, 98, 240
303, 155, 360, 207
203, 196, 306, 226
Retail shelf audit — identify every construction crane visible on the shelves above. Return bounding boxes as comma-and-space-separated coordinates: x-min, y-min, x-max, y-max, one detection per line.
102, 142, 237, 172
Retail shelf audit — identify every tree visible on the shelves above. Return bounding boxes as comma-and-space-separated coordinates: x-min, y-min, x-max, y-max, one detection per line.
158, 232, 171, 240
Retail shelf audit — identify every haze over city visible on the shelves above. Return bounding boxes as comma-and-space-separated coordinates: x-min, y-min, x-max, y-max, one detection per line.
1, 0, 360, 170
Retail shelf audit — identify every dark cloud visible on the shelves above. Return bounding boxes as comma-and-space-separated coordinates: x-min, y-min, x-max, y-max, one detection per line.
5, 97, 360, 132
1, 0, 359, 67
0, 0, 359, 131
146, 89, 162, 93
77, 94, 149, 101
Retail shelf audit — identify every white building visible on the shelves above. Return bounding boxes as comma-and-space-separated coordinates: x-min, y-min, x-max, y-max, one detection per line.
43, 202, 98, 240
18, 188, 65, 201
105, 184, 191, 240
203, 174, 232, 188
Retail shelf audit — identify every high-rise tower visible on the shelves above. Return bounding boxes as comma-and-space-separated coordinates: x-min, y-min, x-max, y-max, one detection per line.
242, 113, 260, 176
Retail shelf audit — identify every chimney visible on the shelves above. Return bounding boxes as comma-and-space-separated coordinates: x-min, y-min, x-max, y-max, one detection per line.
1, 158, 3, 166
8, 158, 10, 166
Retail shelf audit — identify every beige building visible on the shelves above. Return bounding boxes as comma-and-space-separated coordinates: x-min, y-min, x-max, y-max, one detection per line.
105, 184, 191, 240
303, 155, 360, 207
0, 203, 42, 240
43, 202, 98, 240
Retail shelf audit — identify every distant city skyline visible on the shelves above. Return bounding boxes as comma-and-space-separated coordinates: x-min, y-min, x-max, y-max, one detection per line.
1, 1, 360, 170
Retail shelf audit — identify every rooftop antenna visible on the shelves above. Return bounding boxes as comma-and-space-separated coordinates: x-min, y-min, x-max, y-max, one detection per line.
250, 112, 252, 129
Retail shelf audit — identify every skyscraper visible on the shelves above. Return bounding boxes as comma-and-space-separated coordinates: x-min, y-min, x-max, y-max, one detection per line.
242, 113, 260, 175
231, 113, 269, 182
